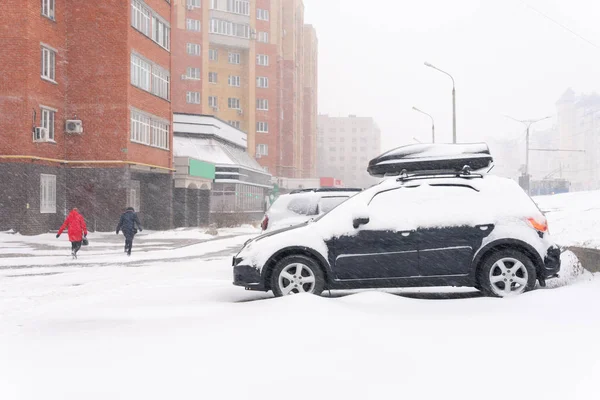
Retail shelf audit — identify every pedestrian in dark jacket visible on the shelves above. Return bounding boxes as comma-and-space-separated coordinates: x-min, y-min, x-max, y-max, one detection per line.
57, 208, 88, 259
116, 207, 143, 256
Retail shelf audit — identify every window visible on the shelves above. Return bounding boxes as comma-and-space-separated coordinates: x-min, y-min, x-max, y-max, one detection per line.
41, 0, 55, 20
208, 71, 218, 83
352, 147, 357, 152
360, 146, 367, 152
39, 107, 55, 141
257, 54, 269, 66
226, 0, 250, 15
256, 76, 268, 88
152, 15, 170, 50
187, 0, 201, 7
187, 43, 201, 56
256, 99, 269, 110
330, 157, 336, 162
228, 75, 241, 87
131, 0, 151, 36
228, 120, 241, 129
40, 174, 56, 214
186, 67, 201, 79
209, 48, 218, 61
151, 64, 170, 100
256, 8, 269, 21
41, 46, 56, 81
228, 52, 241, 64
187, 18, 201, 31
130, 109, 169, 150
256, 122, 269, 133
131, 53, 151, 91
210, 19, 250, 39
256, 144, 268, 156
352, 137, 357, 142
208, 96, 218, 108
258, 31, 269, 43
329, 147, 336, 151
186, 91, 200, 104
228, 98, 240, 109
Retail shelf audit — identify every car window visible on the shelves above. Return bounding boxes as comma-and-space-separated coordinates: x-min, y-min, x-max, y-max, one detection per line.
317, 196, 349, 214
287, 197, 316, 216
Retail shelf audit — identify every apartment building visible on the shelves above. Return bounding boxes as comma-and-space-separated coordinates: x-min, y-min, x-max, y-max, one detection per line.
317, 115, 382, 189
0, 0, 173, 234
302, 25, 318, 179
171, 0, 317, 178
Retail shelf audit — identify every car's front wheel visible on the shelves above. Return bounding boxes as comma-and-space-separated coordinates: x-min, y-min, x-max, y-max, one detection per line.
271, 255, 325, 297
478, 249, 537, 297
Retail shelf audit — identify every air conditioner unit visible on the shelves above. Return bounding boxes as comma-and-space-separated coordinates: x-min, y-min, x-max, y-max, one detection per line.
34, 127, 48, 141
65, 119, 83, 134
187, 5, 194, 10
212, 106, 219, 111
181, 74, 188, 80
237, 109, 243, 115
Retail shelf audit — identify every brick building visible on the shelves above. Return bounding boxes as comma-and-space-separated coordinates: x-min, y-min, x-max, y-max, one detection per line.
0, 0, 174, 234
170, 0, 317, 178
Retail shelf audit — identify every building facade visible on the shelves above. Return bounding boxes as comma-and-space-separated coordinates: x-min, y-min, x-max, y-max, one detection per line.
317, 114, 382, 189
170, 0, 317, 178
0, 0, 173, 234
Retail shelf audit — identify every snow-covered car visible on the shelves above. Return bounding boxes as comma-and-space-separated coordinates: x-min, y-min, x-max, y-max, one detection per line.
260, 188, 362, 232
233, 144, 561, 298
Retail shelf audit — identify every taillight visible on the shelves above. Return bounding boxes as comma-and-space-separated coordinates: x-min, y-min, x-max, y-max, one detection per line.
261, 215, 269, 231
526, 216, 548, 233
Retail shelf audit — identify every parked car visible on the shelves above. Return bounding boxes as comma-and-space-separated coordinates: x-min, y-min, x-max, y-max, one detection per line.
261, 188, 362, 232
233, 143, 561, 298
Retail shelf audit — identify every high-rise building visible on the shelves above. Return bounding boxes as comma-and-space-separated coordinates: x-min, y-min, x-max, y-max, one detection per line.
171, 0, 317, 178
317, 115, 382, 188
302, 25, 318, 178
0, 0, 173, 234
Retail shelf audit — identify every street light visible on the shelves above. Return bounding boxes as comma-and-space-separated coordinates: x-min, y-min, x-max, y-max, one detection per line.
505, 115, 552, 193
424, 62, 456, 143
412, 106, 435, 143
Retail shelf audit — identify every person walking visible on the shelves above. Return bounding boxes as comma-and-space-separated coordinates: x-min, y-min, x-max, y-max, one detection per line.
56, 208, 88, 259
116, 207, 143, 256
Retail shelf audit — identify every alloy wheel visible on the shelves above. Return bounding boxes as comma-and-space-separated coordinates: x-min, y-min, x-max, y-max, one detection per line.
278, 262, 316, 295
488, 257, 529, 297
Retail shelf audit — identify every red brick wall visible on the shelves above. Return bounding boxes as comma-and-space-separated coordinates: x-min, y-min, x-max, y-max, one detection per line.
280, 60, 296, 177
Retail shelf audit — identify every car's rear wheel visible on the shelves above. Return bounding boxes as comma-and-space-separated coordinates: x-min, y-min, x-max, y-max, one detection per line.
271, 255, 325, 297
478, 249, 537, 297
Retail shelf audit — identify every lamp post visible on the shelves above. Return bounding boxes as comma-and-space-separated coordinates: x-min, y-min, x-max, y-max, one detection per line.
505, 115, 552, 193
412, 106, 435, 143
424, 62, 456, 143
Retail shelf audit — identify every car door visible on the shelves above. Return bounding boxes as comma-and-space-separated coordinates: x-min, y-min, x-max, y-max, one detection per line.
327, 187, 419, 281
415, 185, 494, 277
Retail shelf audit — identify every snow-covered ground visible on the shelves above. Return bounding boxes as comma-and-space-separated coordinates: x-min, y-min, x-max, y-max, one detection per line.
0, 193, 598, 399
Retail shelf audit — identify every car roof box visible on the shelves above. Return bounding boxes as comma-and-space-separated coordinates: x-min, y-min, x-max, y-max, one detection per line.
367, 143, 493, 177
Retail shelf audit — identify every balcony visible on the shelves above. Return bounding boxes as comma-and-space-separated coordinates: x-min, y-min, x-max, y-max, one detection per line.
209, 12, 252, 49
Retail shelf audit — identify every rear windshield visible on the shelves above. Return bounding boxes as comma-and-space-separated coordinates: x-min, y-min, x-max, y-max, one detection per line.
318, 196, 350, 214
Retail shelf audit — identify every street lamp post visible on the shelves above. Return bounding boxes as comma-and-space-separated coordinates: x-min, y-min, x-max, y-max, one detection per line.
505, 115, 552, 193
412, 106, 435, 143
424, 62, 456, 143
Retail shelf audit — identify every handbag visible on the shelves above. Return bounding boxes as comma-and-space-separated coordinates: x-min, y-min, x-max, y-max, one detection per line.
82, 237, 89, 246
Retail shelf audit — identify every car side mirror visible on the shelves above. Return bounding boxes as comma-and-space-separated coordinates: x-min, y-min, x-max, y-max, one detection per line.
353, 217, 370, 229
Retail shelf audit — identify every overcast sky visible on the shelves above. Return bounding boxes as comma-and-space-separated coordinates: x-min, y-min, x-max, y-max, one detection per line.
303, 0, 600, 151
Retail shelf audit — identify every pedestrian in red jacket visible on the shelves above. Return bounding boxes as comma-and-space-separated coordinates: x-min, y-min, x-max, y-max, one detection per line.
57, 208, 88, 259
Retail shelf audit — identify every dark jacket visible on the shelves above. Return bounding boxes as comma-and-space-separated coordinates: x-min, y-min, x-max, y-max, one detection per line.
116, 208, 143, 236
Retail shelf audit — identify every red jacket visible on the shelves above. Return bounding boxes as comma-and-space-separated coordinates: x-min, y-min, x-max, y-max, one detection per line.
58, 210, 88, 242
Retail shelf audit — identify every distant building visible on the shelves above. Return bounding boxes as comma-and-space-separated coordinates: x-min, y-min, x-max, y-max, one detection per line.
317, 115, 382, 188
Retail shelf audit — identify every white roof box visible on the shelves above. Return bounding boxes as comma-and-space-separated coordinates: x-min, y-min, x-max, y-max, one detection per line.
367, 143, 493, 177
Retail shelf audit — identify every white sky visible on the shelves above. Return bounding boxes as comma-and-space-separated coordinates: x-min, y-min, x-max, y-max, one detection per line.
303, 0, 600, 151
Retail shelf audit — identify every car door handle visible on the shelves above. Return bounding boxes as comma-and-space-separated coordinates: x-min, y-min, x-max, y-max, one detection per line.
476, 224, 494, 231
400, 231, 412, 237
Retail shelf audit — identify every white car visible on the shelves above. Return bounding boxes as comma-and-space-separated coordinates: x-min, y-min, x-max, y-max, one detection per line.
261, 189, 362, 232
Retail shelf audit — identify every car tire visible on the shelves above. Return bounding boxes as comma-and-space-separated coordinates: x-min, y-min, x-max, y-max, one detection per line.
271, 255, 325, 297
478, 249, 537, 298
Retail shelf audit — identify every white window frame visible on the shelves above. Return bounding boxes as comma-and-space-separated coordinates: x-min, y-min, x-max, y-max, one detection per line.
41, 45, 56, 82
228, 75, 241, 87
228, 98, 240, 109
186, 18, 201, 32
258, 31, 269, 43
208, 96, 218, 108
186, 67, 201, 80
39, 107, 56, 142
228, 52, 241, 65
186, 91, 201, 104
256, 144, 268, 156
131, 53, 152, 91
226, 0, 250, 16
187, 0, 201, 7
228, 120, 241, 129
256, 99, 269, 111
208, 72, 218, 83
187, 43, 201, 56
130, 109, 170, 150
131, 0, 151, 36
256, 8, 269, 21
40, 174, 57, 214
257, 54, 269, 66
209, 48, 218, 61
256, 76, 269, 88
41, 0, 55, 20
152, 15, 171, 50
256, 122, 269, 133
209, 18, 250, 39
